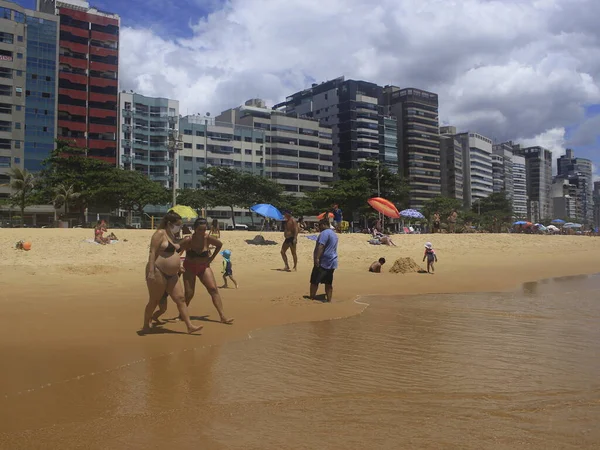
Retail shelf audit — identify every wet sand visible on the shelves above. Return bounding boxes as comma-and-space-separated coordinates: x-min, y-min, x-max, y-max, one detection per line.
1, 229, 600, 448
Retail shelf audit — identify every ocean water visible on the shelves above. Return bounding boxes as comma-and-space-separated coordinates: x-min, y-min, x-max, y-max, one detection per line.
2, 275, 600, 449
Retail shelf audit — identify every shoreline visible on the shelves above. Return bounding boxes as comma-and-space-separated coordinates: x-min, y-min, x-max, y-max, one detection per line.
2, 229, 600, 400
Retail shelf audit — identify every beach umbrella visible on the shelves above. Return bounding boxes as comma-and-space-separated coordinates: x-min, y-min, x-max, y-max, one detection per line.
169, 205, 198, 220
400, 209, 425, 219
551, 219, 566, 224
317, 212, 334, 220
547, 225, 559, 231
563, 222, 582, 229
367, 197, 400, 219
250, 203, 284, 221
513, 220, 527, 225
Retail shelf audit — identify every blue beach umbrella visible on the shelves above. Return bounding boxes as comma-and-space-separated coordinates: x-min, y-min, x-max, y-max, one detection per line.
513, 221, 527, 225
551, 219, 566, 224
400, 209, 425, 219
250, 203, 284, 221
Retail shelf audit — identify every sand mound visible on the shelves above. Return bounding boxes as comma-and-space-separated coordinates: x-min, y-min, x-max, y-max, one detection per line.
389, 257, 424, 274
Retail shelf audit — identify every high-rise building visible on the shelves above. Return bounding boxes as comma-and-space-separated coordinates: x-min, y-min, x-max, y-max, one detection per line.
514, 146, 553, 222
0, 0, 58, 202
176, 99, 333, 226
382, 86, 441, 209
118, 92, 179, 193
37, 0, 119, 164
439, 126, 463, 203
275, 77, 383, 175
453, 132, 493, 209
381, 115, 398, 173
492, 142, 514, 198
593, 181, 600, 227
552, 178, 579, 220
511, 151, 528, 218
556, 148, 593, 223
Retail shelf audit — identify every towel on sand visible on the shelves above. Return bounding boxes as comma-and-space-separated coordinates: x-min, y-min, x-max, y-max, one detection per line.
84, 239, 119, 245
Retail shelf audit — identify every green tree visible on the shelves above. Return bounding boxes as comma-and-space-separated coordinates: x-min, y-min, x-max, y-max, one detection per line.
2, 167, 36, 227
472, 192, 513, 232
114, 170, 170, 224
37, 140, 122, 223
237, 171, 283, 225
53, 183, 81, 222
176, 188, 211, 211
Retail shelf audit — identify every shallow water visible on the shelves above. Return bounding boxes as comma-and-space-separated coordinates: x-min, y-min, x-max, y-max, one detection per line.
2, 275, 600, 449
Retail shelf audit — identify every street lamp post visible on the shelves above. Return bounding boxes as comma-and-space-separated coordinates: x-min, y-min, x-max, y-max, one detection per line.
169, 130, 182, 207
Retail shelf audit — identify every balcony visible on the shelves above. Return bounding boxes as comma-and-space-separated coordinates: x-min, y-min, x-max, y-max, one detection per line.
88, 123, 116, 134
60, 72, 88, 85
60, 39, 88, 55
58, 119, 86, 132
89, 45, 117, 58
121, 124, 131, 133
89, 92, 116, 103
61, 24, 89, 39
58, 104, 86, 116
89, 76, 117, 88
89, 107, 116, 118
59, 137, 87, 148
148, 127, 168, 136
89, 60, 117, 72
88, 138, 115, 149
59, 55, 88, 70
91, 30, 119, 44
58, 87, 87, 101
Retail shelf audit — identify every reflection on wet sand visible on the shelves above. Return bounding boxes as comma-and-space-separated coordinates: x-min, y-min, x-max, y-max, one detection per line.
1, 277, 600, 449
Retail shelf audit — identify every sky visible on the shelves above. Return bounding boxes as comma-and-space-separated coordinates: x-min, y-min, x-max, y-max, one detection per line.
16, 0, 600, 175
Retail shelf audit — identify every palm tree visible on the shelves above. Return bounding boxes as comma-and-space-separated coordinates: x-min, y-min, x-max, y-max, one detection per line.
53, 183, 81, 223
1, 167, 35, 227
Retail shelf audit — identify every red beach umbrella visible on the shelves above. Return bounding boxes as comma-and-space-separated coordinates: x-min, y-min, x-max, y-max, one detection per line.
317, 212, 334, 220
367, 197, 400, 219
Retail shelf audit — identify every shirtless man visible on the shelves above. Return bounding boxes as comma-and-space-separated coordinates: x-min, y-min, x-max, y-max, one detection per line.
281, 210, 299, 271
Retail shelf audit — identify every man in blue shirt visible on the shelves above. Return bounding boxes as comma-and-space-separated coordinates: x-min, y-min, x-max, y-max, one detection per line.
332, 204, 343, 231
310, 218, 339, 302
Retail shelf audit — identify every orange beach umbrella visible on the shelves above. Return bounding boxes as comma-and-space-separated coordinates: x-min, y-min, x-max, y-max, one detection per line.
317, 212, 334, 220
367, 197, 400, 219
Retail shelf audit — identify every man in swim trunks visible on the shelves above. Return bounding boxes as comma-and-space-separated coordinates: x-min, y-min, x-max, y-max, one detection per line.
281, 210, 299, 271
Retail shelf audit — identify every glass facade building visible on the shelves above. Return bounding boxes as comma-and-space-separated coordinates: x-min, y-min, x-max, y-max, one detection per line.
24, 14, 58, 171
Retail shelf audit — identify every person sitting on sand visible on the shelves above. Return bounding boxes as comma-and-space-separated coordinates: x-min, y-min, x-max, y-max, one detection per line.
422, 242, 438, 274
220, 249, 238, 289
281, 210, 299, 271
181, 217, 234, 324
142, 212, 201, 334
369, 258, 386, 273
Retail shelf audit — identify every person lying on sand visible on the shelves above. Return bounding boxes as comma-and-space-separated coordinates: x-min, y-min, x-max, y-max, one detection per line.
369, 258, 386, 273
142, 212, 201, 334
180, 217, 234, 324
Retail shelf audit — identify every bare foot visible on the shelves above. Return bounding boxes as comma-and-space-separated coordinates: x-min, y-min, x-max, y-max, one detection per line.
140, 326, 152, 335
220, 317, 235, 324
187, 325, 203, 334
152, 318, 165, 325
283, 267, 290, 272
292, 267, 297, 272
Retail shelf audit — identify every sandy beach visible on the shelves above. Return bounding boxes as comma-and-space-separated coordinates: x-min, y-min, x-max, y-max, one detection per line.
1, 228, 600, 448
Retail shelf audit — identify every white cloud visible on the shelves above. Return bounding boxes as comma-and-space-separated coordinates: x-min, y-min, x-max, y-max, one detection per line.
118, 0, 600, 147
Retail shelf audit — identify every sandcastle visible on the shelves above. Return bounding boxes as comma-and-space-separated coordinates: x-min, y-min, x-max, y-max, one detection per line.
389, 257, 424, 274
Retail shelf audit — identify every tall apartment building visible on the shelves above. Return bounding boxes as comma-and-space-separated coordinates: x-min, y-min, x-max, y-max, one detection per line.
514, 146, 553, 222
176, 100, 333, 224
118, 92, 179, 192
593, 181, 600, 226
452, 132, 493, 209
37, 0, 119, 164
511, 151, 528, 218
381, 115, 398, 172
552, 178, 579, 220
275, 77, 383, 174
439, 126, 463, 203
382, 86, 441, 209
556, 148, 593, 223
0, 1, 58, 202
491, 142, 514, 198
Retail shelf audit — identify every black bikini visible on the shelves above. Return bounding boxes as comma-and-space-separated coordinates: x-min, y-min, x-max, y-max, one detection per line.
187, 249, 210, 258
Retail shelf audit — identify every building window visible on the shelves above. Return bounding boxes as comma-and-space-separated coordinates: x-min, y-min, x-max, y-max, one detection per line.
183, 129, 192, 135
184, 143, 192, 149
16, 70, 22, 76
244, 137, 252, 142
195, 130, 204, 137
0, 32, 13, 44
17, 36, 23, 42
17, 53, 23, 59
196, 144, 204, 150
14, 157, 20, 163
245, 149, 252, 155
14, 141, 20, 149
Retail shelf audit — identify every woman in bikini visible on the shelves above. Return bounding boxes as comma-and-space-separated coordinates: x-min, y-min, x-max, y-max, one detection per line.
142, 212, 202, 334
182, 217, 234, 324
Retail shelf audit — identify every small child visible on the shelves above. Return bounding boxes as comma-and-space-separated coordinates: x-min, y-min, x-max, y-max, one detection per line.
369, 257, 386, 273
220, 249, 238, 289
422, 242, 438, 274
